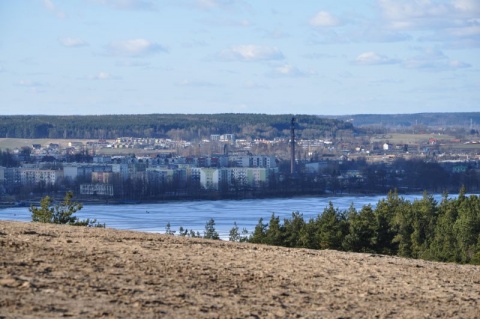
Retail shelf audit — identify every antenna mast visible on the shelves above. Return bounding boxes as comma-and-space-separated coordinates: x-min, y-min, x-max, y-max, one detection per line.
290, 117, 296, 175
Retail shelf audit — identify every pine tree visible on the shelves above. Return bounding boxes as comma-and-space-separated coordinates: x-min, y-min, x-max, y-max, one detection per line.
343, 205, 376, 253
249, 218, 267, 244
264, 213, 284, 246
229, 222, 240, 242
30, 192, 103, 227
165, 222, 176, 235
204, 218, 219, 240
316, 202, 345, 250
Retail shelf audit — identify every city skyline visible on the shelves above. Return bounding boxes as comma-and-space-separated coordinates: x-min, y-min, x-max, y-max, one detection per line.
1, 0, 479, 115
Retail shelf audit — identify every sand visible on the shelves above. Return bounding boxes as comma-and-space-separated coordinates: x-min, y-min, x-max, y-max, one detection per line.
1, 220, 479, 318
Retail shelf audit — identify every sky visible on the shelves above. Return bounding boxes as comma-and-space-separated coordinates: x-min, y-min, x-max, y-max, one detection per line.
0, 0, 479, 116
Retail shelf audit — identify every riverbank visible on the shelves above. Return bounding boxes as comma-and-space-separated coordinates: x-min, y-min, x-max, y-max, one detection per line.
1, 188, 434, 209
1, 220, 479, 318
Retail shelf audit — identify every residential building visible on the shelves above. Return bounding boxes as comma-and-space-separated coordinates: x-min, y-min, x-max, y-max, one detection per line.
20, 168, 63, 185
80, 183, 114, 196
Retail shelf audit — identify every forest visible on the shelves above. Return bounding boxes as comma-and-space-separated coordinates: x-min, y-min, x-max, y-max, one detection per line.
0, 114, 354, 140
330, 112, 480, 128
245, 189, 480, 265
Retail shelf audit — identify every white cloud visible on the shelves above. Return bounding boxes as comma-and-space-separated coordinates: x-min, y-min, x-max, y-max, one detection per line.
59, 37, 88, 47
200, 17, 251, 28
378, 0, 480, 30
219, 45, 284, 61
243, 81, 269, 90
354, 52, 399, 65
447, 25, 480, 38
107, 39, 167, 56
42, 0, 66, 18
357, 26, 411, 43
355, 48, 470, 70
197, 0, 218, 9
16, 80, 47, 94
377, 0, 480, 48
195, 0, 249, 12
272, 64, 312, 77
116, 60, 151, 67
309, 11, 341, 27
16, 80, 44, 87
90, 72, 120, 80
90, 0, 156, 10
177, 79, 217, 87
452, 0, 480, 14
403, 48, 471, 70
378, 0, 450, 29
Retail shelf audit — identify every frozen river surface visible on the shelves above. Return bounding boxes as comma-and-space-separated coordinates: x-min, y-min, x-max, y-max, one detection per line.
0, 194, 450, 238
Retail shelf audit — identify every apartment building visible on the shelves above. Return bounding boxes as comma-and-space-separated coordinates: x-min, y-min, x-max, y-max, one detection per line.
20, 168, 63, 185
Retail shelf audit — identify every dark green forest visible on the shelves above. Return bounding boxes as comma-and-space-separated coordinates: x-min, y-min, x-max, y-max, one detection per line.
246, 189, 480, 265
0, 114, 354, 140
329, 112, 480, 128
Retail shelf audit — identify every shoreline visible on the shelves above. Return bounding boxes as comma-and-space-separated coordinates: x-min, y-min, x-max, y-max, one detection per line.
1, 189, 454, 209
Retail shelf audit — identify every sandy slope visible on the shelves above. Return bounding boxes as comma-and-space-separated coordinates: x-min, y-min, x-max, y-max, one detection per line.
1, 221, 479, 319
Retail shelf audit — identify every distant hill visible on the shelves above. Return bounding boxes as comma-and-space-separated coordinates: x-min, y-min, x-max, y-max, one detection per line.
324, 112, 480, 128
0, 114, 354, 140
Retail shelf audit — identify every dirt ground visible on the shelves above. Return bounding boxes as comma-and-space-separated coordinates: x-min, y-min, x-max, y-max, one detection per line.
1, 221, 479, 319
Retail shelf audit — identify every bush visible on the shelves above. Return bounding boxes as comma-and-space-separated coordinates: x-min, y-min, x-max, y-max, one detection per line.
30, 192, 104, 227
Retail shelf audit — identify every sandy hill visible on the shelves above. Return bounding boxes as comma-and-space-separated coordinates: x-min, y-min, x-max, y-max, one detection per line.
1, 221, 479, 319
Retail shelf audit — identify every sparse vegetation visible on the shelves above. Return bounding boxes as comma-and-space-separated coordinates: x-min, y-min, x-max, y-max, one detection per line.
30, 192, 104, 227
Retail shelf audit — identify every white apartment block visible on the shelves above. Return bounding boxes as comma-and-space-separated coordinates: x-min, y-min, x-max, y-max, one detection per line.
229, 155, 277, 169
146, 167, 175, 183
111, 163, 129, 180
199, 167, 269, 190
80, 183, 114, 196
0, 166, 5, 184
199, 168, 221, 190
20, 168, 63, 185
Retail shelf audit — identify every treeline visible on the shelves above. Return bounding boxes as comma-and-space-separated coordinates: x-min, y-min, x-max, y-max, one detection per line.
329, 112, 480, 128
246, 189, 480, 264
0, 114, 354, 140
0, 150, 20, 167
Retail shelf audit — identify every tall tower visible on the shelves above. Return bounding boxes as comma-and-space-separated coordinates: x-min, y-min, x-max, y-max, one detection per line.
290, 117, 296, 175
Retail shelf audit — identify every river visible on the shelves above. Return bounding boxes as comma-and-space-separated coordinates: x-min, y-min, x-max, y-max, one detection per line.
1, 194, 460, 239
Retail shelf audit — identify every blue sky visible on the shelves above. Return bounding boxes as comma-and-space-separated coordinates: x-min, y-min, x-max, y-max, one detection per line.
0, 0, 479, 115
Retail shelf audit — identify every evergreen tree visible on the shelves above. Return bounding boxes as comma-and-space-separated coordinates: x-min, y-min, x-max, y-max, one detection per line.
283, 212, 306, 248
30, 192, 103, 227
249, 218, 267, 244
429, 192, 460, 262
315, 202, 345, 250
30, 195, 55, 223
453, 193, 480, 263
373, 190, 403, 255
204, 218, 219, 240
391, 200, 415, 258
264, 213, 285, 246
343, 205, 376, 253
298, 218, 318, 249
165, 222, 176, 235
229, 223, 249, 242
410, 193, 437, 259
229, 222, 240, 242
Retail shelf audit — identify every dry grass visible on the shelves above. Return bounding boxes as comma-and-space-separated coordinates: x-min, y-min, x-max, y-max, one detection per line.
1, 221, 479, 318
0, 138, 106, 150
370, 133, 456, 145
